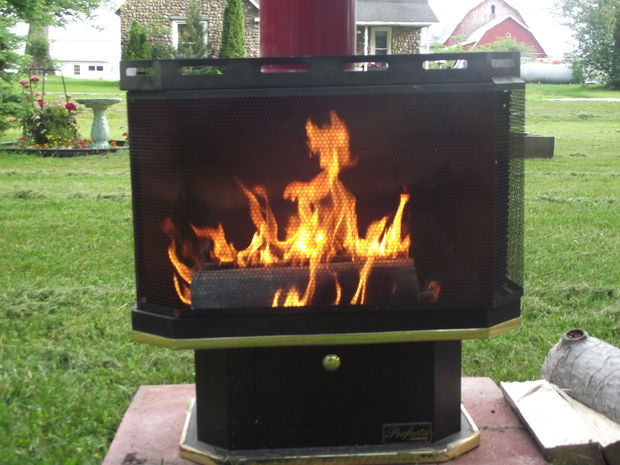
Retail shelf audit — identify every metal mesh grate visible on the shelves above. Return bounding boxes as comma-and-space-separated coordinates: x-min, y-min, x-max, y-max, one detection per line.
128, 86, 524, 312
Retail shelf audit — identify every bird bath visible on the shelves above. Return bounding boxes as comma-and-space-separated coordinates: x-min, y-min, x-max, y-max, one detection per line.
75, 98, 121, 149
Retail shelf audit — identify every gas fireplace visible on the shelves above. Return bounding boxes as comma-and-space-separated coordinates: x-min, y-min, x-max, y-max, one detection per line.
121, 52, 524, 464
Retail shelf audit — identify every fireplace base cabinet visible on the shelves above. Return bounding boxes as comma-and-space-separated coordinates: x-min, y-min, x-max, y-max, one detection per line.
121, 52, 524, 464
195, 342, 460, 449
180, 342, 481, 465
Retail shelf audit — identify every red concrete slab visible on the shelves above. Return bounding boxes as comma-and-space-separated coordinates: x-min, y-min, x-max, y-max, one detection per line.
102, 378, 548, 465
103, 384, 196, 465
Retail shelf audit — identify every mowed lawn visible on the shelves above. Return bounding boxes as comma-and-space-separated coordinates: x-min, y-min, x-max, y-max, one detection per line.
1, 83, 619, 464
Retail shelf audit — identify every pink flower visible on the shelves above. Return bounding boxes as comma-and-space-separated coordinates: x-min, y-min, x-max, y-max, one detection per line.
19, 136, 28, 142
65, 102, 77, 111
36, 98, 44, 104
19, 80, 28, 86
30, 76, 40, 82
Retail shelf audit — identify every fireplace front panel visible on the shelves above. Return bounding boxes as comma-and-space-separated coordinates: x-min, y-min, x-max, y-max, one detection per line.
123, 53, 524, 344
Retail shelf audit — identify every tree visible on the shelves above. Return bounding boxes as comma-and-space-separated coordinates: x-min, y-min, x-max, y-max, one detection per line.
177, 0, 208, 59
0, 15, 24, 135
219, 0, 246, 58
124, 21, 152, 60
1, 0, 105, 73
0, 0, 104, 25
25, 24, 53, 70
558, 0, 619, 88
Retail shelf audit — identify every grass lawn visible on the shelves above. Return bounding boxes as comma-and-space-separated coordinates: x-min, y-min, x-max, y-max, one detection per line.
1, 83, 619, 464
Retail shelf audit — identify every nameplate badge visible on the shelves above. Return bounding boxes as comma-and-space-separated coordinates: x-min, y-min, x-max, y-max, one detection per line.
382, 423, 432, 443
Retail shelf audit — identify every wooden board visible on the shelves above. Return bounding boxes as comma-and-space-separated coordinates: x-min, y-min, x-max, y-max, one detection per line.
501, 380, 611, 465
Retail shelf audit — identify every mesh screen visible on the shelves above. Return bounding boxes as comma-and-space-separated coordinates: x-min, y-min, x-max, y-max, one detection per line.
129, 87, 524, 311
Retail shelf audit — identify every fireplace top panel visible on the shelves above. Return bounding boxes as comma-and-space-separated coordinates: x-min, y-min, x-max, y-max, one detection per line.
122, 53, 524, 347
120, 52, 522, 92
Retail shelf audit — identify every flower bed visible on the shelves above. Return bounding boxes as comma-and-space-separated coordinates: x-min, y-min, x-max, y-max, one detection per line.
0, 140, 129, 157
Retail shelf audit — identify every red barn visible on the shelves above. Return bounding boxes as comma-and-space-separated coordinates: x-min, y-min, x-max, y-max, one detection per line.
443, 0, 547, 58
462, 16, 547, 58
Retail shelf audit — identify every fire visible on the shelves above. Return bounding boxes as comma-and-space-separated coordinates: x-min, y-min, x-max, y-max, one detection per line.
164, 111, 414, 308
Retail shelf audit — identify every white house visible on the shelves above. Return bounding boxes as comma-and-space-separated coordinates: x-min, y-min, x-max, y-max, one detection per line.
49, 7, 121, 81
13, 4, 122, 81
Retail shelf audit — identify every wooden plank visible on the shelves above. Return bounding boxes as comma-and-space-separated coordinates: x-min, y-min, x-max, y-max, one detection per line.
501, 380, 606, 465
558, 387, 620, 465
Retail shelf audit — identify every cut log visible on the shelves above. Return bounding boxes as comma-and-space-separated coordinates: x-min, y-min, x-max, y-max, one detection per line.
501, 380, 607, 465
190, 258, 418, 309
541, 329, 620, 424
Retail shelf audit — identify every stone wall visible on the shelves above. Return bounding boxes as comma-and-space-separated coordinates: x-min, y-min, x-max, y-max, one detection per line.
355, 26, 422, 55
118, 0, 260, 58
391, 27, 421, 54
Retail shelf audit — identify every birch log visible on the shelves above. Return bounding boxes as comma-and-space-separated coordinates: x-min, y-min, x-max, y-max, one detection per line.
541, 329, 620, 424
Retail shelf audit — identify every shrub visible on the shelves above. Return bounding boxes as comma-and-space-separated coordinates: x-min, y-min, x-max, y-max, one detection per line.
124, 21, 152, 60
177, 0, 208, 58
219, 0, 246, 58
145, 14, 176, 59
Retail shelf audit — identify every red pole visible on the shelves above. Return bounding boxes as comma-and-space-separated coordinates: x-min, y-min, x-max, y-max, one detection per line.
260, 0, 356, 57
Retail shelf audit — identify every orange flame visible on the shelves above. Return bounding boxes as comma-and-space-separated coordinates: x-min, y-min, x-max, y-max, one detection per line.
164, 111, 413, 308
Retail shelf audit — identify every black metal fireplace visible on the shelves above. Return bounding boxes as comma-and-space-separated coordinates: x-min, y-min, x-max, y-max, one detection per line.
121, 52, 524, 464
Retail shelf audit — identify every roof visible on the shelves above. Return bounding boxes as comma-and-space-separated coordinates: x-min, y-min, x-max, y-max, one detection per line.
357, 0, 438, 25
439, 0, 526, 44
464, 15, 525, 44
460, 15, 547, 56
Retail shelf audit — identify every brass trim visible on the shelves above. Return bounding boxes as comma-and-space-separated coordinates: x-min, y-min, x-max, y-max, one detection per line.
179, 401, 480, 465
132, 317, 521, 350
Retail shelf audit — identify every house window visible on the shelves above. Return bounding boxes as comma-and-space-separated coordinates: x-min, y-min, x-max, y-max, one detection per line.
74, 65, 81, 75
370, 27, 392, 55
171, 19, 208, 55
89, 65, 95, 71
96, 65, 104, 71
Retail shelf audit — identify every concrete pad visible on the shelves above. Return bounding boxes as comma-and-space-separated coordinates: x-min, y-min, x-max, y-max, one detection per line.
102, 378, 548, 465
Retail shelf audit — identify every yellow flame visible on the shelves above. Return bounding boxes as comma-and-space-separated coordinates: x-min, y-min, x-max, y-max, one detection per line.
164, 111, 412, 308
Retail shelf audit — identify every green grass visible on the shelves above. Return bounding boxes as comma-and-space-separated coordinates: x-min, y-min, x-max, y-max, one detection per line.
526, 83, 620, 100
0, 153, 194, 465
1, 83, 619, 464
2, 76, 127, 144
463, 84, 620, 380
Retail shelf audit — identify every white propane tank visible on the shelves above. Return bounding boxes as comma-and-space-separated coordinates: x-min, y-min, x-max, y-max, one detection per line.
521, 60, 574, 83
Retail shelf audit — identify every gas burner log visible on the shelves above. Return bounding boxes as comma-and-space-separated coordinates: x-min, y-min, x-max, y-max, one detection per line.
190, 258, 420, 309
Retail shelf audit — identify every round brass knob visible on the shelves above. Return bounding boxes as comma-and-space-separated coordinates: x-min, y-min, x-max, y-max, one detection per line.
322, 354, 341, 372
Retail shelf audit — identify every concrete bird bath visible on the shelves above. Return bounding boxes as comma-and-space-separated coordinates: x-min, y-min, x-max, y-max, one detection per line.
75, 98, 121, 149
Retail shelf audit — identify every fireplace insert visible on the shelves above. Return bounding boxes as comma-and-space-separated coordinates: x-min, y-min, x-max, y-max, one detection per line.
121, 52, 524, 462
122, 52, 523, 348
